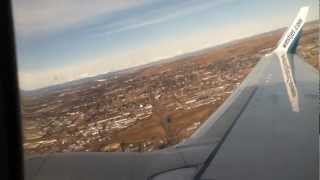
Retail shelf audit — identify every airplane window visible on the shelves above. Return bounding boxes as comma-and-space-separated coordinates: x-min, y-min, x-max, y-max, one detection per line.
10, 0, 318, 180
12, 0, 319, 156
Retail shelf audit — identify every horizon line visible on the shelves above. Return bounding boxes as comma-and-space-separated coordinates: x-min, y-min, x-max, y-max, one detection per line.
20, 20, 318, 92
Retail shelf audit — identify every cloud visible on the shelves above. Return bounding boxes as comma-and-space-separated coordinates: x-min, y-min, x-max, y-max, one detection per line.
12, 0, 149, 37
91, 0, 236, 36
12, 0, 235, 38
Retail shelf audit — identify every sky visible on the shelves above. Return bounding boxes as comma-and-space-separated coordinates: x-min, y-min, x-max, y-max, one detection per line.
12, 0, 318, 90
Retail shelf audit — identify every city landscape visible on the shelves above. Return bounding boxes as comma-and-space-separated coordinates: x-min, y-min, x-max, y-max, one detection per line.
21, 21, 318, 156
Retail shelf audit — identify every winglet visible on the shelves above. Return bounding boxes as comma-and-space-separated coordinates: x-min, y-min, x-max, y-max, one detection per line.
275, 6, 309, 53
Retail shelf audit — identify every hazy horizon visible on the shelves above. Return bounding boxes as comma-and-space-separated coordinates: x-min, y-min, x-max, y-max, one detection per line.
12, 0, 318, 90
16, 26, 296, 92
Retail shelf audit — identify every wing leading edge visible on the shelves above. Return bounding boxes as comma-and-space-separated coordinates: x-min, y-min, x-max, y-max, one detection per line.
25, 7, 318, 180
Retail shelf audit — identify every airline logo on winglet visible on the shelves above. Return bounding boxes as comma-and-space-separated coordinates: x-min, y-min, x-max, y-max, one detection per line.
282, 18, 303, 48
275, 7, 310, 112
275, 6, 309, 53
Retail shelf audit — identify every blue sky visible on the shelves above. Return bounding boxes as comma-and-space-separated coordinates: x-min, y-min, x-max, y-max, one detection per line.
12, 0, 318, 90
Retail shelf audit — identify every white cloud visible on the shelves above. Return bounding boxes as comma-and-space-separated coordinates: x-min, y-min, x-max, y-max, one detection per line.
12, 0, 235, 38
12, 0, 149, 37
93, 0, 236, 36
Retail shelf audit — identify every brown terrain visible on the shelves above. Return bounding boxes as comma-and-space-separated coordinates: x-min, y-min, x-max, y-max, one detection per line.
21, 21, 319, 156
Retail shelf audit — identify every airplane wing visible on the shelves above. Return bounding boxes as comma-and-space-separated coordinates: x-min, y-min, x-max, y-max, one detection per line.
25, 7, 319, 180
